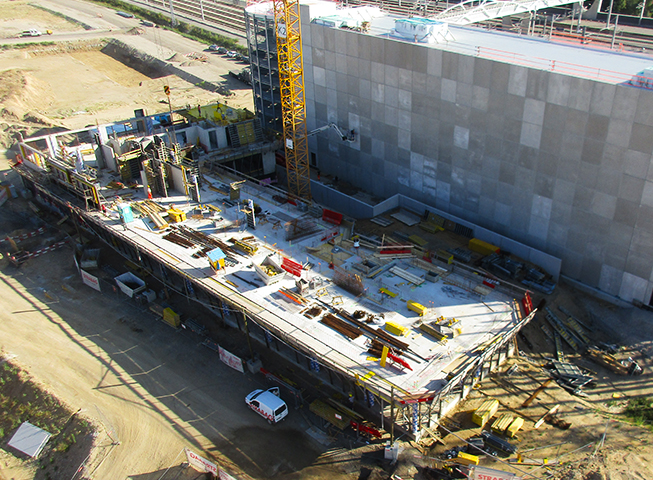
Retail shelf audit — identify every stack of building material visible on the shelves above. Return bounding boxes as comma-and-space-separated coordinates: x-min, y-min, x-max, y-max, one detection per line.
472, 398, 499, 427
162, 307, 181, 328
491, 413, 514, 434
506, 417, 524, 437
278, 287, 307, 305
407, 300, 427, 316
389, 266, 424, 285
419, 212, 445, 233
320, 313, 361, 339
135, 200, 168, 230
468, 238, 500, 256
167, 207, 187, 223
385, 321, 409, 336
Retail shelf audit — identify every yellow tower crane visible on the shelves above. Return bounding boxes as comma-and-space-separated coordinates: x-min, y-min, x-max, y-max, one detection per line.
273, 0, 311, 201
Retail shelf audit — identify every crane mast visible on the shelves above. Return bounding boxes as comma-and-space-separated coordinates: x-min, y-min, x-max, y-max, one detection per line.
273, 0, 311, 201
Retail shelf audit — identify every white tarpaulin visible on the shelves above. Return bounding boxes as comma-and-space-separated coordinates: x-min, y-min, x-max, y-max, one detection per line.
81, 269, 101, 292
185, 448, 217, 475
472, 466, 520, 480
219, 346, 244, 373
8, 422, 51, 458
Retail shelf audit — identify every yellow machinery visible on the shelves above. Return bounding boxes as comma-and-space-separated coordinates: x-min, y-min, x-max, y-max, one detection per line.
273, 0, 311, 201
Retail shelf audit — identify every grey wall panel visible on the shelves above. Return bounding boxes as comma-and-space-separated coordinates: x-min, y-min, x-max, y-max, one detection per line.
303, 18, 653, 302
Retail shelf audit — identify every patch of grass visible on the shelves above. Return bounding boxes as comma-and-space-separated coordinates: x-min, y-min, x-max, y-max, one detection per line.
0, 42, 56, 50
623, 397, 653, 431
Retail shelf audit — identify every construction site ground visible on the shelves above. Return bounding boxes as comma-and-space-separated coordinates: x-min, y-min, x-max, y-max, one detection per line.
1, 1, 653, 479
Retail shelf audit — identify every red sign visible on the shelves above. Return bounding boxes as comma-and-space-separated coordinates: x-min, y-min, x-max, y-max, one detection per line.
81, 269, 101, 292
219, 346, 244, 373
185, 448, 217, 475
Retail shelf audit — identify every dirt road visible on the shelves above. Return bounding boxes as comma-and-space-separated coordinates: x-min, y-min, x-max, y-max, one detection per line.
0, 237, 328, 479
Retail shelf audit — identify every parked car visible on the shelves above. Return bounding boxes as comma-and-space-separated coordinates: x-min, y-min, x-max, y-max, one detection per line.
20, 29, 42, 37
116, 11, 135, 18
245, 387, 288, 424
208, 44, 219, 51
217, 46, 227, 54
141, 20, 155, 27
234, 53, 244, 61
226, 50, 238, 58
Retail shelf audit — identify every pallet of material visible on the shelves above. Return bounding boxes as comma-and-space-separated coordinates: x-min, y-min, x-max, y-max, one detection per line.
469, 238, 500, 256
426, 212, 445, 227
419, 322, 448, 342
413, 258, 449, 276
492, 413, 514, 434
454, 452, 479, 466
408, 234, 428, 247
506, 417, 524, 437
419, 221, 444, 234
379, 287, 397, 298
385, 321, 409, 336
389, 266, 424, 285
473, 284, 492, 296
320, 313, 361, 339
472, 398, 499, 427
407, 300, 427, 316
149, 212, 168, 230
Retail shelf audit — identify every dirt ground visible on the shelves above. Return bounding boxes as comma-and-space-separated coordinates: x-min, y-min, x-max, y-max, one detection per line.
0, 1, 84, 38
1, 1, 653, 480
0, 0, 254, 151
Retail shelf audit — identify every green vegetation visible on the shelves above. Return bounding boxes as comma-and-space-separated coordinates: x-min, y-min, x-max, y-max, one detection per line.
0, 359, 95, 478
611, 0, 652, 17
0, 42, 56, 50
88, 0, 248, 53
623, 397, 653, 431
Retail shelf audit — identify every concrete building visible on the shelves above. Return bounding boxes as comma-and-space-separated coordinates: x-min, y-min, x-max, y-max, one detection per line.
246, 1, 653, 305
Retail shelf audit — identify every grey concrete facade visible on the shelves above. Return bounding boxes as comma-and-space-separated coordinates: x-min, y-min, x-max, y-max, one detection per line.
301, 17, 653, 304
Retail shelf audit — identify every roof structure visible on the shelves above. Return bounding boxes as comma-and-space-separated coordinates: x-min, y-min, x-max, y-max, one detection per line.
300, 3, 653, 84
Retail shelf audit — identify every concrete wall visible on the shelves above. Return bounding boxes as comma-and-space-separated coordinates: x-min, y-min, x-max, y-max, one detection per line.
302, 13, 653, 303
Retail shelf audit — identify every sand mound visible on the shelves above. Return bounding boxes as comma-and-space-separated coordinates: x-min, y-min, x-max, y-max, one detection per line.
0, 68, 59, 147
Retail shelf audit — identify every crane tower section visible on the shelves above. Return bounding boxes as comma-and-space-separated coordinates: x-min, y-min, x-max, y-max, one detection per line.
273, 0, 311, 201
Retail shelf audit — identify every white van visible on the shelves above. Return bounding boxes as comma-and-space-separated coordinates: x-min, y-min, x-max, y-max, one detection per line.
245, 387, 288, 424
